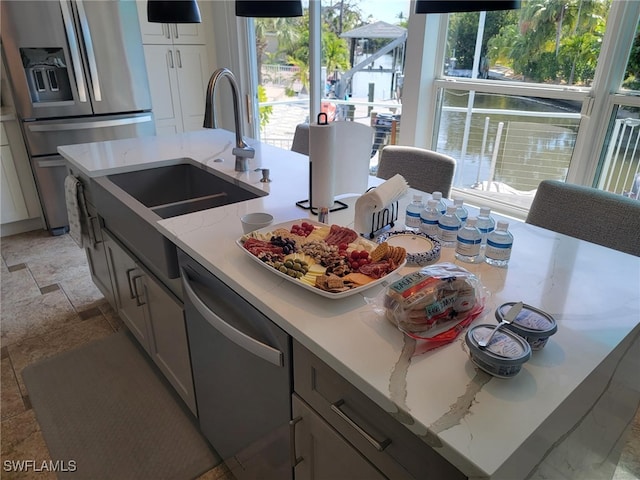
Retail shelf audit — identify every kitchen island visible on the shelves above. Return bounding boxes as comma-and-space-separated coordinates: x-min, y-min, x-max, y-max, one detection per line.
59, 129, 640, 480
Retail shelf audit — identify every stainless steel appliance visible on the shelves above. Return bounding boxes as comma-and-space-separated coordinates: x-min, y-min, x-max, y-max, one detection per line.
1, 0, 155, 234
179, 250, 293, 480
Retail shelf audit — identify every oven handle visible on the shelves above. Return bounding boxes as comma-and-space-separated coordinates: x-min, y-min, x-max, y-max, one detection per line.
180, 267, 284, 367
76, 0, 102, 101
59, 0, 87, 102
27, 115, 153, 132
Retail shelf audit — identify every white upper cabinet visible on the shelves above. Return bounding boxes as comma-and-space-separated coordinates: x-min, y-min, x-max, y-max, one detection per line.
137, 1, 211, 135
136, 1, 208, 45
142, 44, 209, 135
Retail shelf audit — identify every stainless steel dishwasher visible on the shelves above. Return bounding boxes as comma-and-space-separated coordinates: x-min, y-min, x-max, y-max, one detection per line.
178, 250, 293, 480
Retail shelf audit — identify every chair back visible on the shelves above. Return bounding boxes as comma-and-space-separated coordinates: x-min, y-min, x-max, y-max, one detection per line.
376, 145, 456, 197
526, 180, 640, 256
291, 123, 310, 155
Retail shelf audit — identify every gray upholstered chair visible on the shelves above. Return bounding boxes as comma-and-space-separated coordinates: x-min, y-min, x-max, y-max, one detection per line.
291, 123, 310, 155
526, 180, 640, 256
376, 145, 456, 197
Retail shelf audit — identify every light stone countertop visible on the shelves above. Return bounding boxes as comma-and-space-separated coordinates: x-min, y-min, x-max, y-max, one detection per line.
59, 129, 640, 479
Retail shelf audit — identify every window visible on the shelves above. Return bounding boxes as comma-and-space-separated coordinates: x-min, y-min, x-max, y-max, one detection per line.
253, 1, 409, 166
241, 0, 639, 217
397, 0, 640, 217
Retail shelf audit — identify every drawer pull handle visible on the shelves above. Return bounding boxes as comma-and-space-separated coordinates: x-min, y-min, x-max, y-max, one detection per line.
125, 268, 137, 299
131, 274, 145, 306
331, 400, 391, 452
289, 416, 303, 467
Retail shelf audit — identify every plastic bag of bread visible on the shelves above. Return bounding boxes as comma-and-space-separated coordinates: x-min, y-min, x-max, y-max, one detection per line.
383, 263, 486, 353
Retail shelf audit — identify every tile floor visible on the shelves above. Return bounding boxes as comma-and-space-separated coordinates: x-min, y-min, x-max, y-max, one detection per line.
1, 229, 639, 480
0, 230, 233, 480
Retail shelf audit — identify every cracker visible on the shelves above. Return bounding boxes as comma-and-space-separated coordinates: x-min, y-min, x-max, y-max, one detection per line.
391, 246, 406, 263
371, 242, 389, 262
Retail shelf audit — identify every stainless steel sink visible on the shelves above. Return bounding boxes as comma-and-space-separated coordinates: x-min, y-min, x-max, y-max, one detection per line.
107, 162, 262, 219
92, 160, 266, 280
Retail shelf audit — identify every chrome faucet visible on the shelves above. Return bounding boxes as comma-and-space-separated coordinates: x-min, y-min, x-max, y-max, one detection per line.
203, 68, 255, 172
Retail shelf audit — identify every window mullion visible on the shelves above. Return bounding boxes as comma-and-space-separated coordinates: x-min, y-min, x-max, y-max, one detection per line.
568, 1, 640, 185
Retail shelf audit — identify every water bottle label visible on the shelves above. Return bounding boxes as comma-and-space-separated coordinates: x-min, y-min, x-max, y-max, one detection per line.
478, 226, 495, 234
406, 210, 421, 228
420, 218, 439, 226
456, 236, 481, 245
485, 243, 512, 260
438, 227, 458, 243
438, 223, 460, 231
456, 240, 481, 256
486, 239, 512, 249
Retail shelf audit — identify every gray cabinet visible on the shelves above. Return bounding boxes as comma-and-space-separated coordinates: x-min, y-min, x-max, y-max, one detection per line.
293, 341, 466, 480
64, 168, 114, 308
103, 230, 196, 415
104, 230, 151, 348
84, 202, 115, 308
292, 394, 387, 480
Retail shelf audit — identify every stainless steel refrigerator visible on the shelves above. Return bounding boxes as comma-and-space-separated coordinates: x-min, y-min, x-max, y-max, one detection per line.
1, 0, 155, 234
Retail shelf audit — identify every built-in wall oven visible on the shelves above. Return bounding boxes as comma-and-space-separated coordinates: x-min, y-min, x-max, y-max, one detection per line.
178, 249, 293, 480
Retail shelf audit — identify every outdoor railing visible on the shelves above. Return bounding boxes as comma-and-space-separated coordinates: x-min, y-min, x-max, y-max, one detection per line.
261, 65, 300, 86
597, 118, 640, 197
259, 97, 638, 198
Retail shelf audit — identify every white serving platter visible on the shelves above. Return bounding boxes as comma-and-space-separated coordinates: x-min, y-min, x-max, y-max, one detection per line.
236, 219, 405, 299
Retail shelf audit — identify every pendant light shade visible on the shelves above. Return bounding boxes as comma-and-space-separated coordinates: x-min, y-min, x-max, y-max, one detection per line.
415, 0, 520, 14
236, 1, 303, 18
147, 0, 202, 23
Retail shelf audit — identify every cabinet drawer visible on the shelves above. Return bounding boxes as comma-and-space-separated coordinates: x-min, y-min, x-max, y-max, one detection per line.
293, 341, 466, 480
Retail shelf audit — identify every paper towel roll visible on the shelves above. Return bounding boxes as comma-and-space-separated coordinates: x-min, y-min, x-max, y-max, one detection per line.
309, 120, 336, 209
333, 122, 374, 196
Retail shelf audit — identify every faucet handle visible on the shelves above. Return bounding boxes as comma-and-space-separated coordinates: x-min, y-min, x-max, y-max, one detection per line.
232, 144, 255, 159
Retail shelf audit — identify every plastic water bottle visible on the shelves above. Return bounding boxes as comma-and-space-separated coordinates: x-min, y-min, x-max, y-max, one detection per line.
437, 205, 461, 247
453, 198, 468, 225
455, 217, 482, 263
485, 221, 513, 267
420, 199, 441, 237
405, 194, 424, 231
431, 191, 447, 214
476, 207, 496, 247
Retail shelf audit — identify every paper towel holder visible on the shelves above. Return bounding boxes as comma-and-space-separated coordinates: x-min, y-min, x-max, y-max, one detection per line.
296, 112, 349, 215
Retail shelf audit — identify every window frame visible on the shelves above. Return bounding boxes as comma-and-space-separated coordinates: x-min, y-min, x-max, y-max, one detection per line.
399, 0, 640, 218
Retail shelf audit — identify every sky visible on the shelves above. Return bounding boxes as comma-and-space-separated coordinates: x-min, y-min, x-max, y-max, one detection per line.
356, 0, 411, 22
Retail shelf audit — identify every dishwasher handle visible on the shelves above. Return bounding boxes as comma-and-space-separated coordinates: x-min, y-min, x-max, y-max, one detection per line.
181, 268, 284, 367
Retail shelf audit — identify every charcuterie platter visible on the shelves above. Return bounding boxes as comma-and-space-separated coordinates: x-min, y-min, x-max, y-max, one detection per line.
236, 219, 407, 298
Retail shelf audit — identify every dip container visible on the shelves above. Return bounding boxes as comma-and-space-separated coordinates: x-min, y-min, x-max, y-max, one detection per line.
465, 324, 532, 378
496, 302, 557, 351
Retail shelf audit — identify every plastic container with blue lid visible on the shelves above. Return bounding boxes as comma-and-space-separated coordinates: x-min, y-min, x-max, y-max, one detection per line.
496, 302, 557, 351
465, 324, 532, 378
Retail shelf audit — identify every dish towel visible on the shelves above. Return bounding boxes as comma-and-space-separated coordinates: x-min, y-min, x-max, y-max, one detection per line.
354, 174, 409, 235
64, 175, 91, 248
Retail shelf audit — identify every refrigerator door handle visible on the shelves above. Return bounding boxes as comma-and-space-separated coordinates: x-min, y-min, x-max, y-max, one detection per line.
27, 115, 153, 132
36, 159, 68, 168
75, 0, 102, 101
59, 0, 87, 103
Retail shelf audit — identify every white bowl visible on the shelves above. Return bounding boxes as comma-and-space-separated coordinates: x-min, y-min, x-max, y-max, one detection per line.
241, 212, 274, 233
